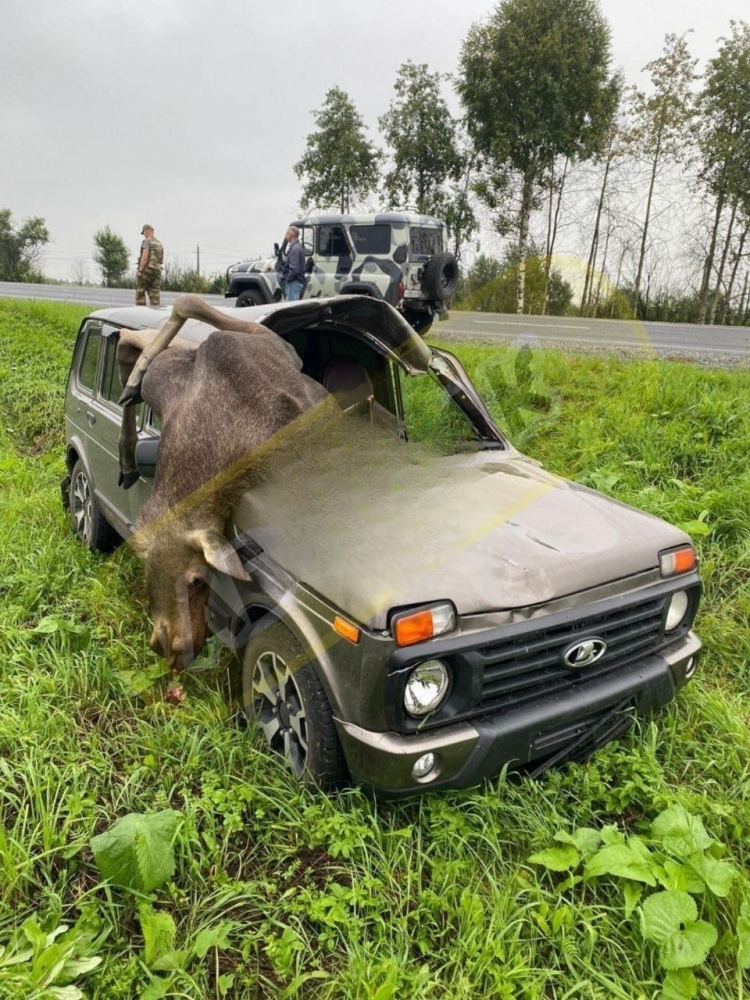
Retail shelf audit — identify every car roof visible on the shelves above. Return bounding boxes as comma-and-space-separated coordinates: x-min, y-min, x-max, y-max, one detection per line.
85, 295, 433, 374
292, 212, 445, 228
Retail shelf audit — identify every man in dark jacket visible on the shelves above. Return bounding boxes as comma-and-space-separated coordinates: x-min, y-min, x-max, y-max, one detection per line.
277, 226, 306, 301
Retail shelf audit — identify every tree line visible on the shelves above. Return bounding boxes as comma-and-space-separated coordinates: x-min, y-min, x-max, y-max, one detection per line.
0, 216, 227, 293
4, 0, 749, 322
294, 2, 750, 324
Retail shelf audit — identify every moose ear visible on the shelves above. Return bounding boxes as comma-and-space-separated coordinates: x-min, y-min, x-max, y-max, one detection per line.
187, 528, 252, 582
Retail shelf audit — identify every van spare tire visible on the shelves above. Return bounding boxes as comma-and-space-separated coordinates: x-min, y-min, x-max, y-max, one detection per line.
422, 252, 459, 301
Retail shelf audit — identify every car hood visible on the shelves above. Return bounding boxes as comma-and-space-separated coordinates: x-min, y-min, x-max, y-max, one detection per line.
232, 433, 691, 630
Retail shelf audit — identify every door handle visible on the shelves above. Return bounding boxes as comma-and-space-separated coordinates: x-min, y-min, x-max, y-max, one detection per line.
86, 412, 96, 426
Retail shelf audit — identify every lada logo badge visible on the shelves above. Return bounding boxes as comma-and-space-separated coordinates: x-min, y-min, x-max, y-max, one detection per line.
562, 637, 607, 668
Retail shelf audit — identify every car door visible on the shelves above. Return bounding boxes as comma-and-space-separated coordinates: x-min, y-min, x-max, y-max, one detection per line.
312, 224, 353, 297
126, 407, 159, 530
68, 321, 132, 534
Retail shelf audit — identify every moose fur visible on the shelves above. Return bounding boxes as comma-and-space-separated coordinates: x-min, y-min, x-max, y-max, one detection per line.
116, 295, 332, 676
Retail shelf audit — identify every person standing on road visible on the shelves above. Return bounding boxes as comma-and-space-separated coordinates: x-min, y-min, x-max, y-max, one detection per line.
276, 226, 306, 301
136, 225, 164, 307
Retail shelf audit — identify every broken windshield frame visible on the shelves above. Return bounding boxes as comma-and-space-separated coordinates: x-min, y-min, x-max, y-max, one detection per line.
428, 350, 506, 449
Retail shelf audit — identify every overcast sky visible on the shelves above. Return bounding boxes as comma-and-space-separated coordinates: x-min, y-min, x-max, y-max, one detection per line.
3, 0, 747, 282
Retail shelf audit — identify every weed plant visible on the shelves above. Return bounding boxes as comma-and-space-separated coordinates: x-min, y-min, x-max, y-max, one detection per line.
0, 299, 748, 998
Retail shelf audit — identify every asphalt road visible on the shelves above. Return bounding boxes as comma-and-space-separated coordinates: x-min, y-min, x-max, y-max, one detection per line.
2, 281, 748, 363
439, 310, 750, 364
0, 281, 229, 309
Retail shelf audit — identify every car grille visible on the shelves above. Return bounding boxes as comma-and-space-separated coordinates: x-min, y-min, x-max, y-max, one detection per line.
473, 594, 667, 715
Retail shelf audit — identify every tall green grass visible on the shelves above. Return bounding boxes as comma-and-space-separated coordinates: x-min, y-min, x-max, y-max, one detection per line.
0, 298, 748, 998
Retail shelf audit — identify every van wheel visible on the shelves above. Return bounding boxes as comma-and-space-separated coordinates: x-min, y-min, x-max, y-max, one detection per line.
69, 459, 120, 552
242, 620, 348, 790
236, 289, 265, 308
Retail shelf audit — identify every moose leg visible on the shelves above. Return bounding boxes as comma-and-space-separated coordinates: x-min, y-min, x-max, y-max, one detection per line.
117, 331, 151, 488
119, 310, 189, 406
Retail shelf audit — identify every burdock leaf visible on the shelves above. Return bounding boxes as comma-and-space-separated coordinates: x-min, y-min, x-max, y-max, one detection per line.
659, 969, 698, 1000
660, 921, 717, 971
528, 846, 580, 872
651, 807, 712, 858
91, 811, 180, 892
641, 891, 697, 944
687, 854, 735, 898
554, 827, 602, 858
584, 844, 657, 885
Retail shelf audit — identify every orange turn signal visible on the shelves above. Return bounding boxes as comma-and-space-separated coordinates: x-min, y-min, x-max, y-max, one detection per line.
660, 546, 697, 577
333, 616, 360, 644
394, 610, 435, 647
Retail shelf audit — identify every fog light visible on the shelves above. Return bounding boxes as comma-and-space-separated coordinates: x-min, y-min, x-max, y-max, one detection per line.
665, 590, 689, 632
412, 753, 437, 780
404, 660, 450, 717
685, 656, 697, 679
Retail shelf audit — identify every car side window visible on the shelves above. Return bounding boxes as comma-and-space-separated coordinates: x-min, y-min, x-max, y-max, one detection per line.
77, 324, 102, 392
99, 332, 145, 424
350, 225, 391, 255
101, 335, 122, 404
317, 225, 349, 257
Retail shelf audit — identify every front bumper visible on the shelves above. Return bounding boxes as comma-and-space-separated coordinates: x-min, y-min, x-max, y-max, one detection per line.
336, 630, 701, 796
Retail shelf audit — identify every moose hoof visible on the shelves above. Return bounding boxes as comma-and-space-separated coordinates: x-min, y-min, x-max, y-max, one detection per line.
118, 470, 141, 490
118, 385, 143, 407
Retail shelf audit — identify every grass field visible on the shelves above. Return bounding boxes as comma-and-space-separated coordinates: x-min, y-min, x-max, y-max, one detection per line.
0, 298, 749, 1000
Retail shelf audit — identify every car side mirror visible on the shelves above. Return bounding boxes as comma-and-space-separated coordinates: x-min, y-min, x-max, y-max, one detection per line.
273, 242, 280, 257
134, 437, 159, 479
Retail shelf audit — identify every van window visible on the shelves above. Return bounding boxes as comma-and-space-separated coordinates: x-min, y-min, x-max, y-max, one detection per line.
317, 226, 350, 257
409, 227, 443, 256
78, 324, 102, 392
349, 225, 391, 255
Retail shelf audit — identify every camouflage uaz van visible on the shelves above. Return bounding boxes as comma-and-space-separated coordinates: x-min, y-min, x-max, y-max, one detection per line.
226, 213, 459, 335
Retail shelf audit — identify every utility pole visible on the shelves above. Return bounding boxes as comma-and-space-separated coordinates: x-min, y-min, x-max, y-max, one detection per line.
196, 245, 200, 276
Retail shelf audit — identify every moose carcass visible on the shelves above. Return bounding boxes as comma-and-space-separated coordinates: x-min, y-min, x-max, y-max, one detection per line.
116, 294, 332, 677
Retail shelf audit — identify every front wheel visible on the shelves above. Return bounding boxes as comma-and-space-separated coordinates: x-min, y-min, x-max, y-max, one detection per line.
242, 620, 348, 790
236, 289, 265, 308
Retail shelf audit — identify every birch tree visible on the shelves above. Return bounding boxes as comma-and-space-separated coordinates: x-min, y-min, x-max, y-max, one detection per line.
696, 21, 750, 323
629, 34, 697, 319
457, 0, 619, 313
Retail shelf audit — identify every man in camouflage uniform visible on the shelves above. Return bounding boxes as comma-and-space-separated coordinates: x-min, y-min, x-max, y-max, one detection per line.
135, 224, 164, 307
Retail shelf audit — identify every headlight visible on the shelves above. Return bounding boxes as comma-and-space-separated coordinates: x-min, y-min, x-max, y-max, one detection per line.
392, 601, 456, 647
404, 660, 450, 717
665, 590, 690, 632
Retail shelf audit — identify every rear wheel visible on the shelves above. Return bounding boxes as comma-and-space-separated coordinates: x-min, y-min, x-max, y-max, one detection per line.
403, 308, 435, 337
69, 459, 120, 552
242, 620, 348, 790
236, 289, 265, 308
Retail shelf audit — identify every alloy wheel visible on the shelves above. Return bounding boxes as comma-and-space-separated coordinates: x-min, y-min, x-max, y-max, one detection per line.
250, 649, 308, 778
72, 471, 93, 545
